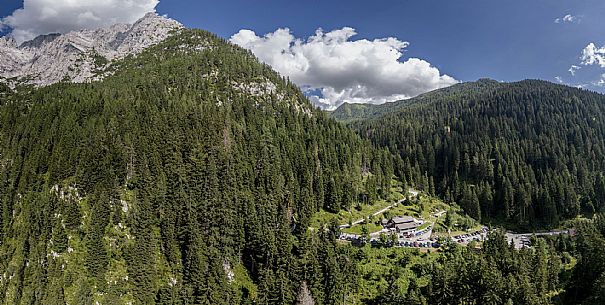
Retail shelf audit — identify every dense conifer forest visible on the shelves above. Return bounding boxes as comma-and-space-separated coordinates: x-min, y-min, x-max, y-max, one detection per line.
333, 79, 605, 229
1, 26, 605, 305
0, 29, 392, 304
350, 215, 605, 305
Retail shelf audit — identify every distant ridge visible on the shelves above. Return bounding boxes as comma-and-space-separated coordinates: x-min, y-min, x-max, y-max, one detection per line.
330, 78, 504, 122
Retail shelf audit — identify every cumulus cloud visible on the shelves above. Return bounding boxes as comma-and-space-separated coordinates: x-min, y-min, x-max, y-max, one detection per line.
1, 0, 159, 43
581, 43, 605, 67
568, 65, 581, 76
230, 27, 457, 110
554, 14, 580, 24
573, 43, 605, 89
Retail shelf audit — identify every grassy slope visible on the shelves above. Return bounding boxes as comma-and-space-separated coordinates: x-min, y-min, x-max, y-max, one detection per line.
311, 176, 480, 235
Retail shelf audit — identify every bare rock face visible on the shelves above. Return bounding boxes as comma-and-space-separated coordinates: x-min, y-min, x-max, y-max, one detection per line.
295, 282, 315, 305
0, 12, 183, 86
0, 36, 30, 76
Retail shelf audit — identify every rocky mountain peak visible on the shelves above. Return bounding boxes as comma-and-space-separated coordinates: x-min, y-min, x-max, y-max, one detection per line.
0, 12, 183, 86
0, 36, 18, 48
18, 33, 62, 49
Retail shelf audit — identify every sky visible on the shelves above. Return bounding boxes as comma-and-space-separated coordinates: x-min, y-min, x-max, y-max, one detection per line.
1, 0, 605, 109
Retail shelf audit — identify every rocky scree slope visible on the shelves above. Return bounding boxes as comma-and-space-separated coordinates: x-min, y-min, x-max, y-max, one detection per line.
0, 12, 182, 86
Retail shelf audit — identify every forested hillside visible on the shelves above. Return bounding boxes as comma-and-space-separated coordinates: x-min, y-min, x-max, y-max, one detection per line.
334, 79, 605, 228
0, 29, 394, 304
3, 22, 605, 305
330, 79, 500, 123
351, 215, 605, 305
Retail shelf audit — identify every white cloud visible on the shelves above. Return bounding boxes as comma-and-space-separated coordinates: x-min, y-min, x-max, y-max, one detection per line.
554, 14, 580, 24
568, 65, 581, 76
558, 19, 605, 90
572, 43, 605, 89
581, 43, 605, 67
595, 74, 605, 87
555, 76, 564, 83
230, 27, 457, 110
1, 0, 159, 43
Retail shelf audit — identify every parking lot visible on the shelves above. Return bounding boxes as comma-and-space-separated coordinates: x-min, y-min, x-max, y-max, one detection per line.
340, 226, 490, 249
340, 224, 576, 251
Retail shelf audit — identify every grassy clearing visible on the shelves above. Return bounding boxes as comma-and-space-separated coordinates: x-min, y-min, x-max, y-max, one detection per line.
379, 194, 481, 237
310, 179, 406, 228
342, 222, 383, 234
311, 178, 484, 239
339, 194, 461, 234
311, 199, 393, 228
232, 262, 258, 301
417, 222, 431, 231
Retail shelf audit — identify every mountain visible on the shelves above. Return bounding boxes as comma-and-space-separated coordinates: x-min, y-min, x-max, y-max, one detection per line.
0, 23, 395, 304
3, 14, 605, 305
330, 78, 500, 123
333, 79, 605, 228
0, 13, 182, 86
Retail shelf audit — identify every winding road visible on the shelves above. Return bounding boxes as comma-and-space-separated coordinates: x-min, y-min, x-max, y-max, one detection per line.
339, 190, 419, 229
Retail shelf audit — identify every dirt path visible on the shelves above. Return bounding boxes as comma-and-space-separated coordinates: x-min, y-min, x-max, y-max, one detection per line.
340, 190, 419, 228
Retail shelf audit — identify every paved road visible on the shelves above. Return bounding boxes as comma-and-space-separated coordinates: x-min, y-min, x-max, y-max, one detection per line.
362, 225, 433, 240
339, 190, 419, 229
506, 230, 572, 249
341, 222, 573, 250
341, 226, 569, 250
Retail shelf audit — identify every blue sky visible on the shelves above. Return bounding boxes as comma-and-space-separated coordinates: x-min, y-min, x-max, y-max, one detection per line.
2, 0, 605, 108
160, 0, 605, 88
